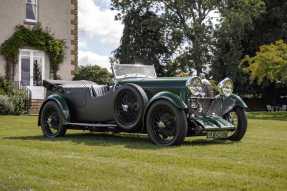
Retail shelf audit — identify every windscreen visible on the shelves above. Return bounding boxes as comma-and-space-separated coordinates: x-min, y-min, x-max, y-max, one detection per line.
113, 64, 157, 79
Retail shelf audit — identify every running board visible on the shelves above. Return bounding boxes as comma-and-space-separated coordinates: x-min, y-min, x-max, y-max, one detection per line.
65, 122, 117, 128
64, 122, 140, 133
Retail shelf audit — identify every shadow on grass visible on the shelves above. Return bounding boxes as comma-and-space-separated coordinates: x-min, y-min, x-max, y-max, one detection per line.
248, 112, 287, 121
4, 132, 235, 149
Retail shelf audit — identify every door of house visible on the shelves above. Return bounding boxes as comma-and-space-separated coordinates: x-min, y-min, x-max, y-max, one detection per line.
19, 49, 46, 99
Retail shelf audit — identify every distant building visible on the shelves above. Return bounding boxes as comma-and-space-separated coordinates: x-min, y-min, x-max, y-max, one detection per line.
0, 0, 78, 112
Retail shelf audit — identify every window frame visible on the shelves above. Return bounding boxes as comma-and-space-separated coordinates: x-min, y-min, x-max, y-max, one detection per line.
18, 49, 45, 87
24, 0, 38, 24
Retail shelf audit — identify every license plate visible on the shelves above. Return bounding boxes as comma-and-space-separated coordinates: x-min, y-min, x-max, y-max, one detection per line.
207, 131, 228, 139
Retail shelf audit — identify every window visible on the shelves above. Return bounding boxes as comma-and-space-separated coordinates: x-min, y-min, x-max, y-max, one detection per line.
19, 49, 45, 87
25, 0, 38, 23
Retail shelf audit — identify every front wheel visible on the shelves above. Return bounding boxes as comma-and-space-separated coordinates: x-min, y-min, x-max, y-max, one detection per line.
224, 107, 248, 141
146, 100, 187, 146
40, 101, 66, 138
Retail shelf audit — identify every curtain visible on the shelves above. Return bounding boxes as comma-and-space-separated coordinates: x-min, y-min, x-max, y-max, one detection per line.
26, 0, 36, 20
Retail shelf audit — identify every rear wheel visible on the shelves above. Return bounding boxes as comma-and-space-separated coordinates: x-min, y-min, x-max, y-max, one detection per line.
224, 107, 247, 141
40, 101, 66, 138
146, 100, 187, 146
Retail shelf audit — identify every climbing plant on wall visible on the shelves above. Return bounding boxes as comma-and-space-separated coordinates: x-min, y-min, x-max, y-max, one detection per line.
0, 24, 65, 79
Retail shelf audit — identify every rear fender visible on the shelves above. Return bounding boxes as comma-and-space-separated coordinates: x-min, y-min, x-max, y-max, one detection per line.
208, 94, 248, 116
38, 94, 70, 126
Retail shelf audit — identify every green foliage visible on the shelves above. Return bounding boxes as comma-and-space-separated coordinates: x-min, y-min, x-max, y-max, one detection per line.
113, 11, 169, 76
242, 0, 287, 56
0, 77, 28, 115
73, 65, 113, 85
0, 25, 65, 78
212, 0, 265, 93
111, 0, 220, 75
241, 40, 287, 84
0, 77, 14, 95
9, 89, 27, 115
0, 95, 14, 115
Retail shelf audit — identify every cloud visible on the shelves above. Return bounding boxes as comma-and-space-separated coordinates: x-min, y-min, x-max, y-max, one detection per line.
79, 0, 123, 48
78, 41, 88, 49
79, 50, 111, 70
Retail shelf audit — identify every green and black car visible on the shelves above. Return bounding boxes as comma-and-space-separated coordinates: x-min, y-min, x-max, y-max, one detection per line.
39, 64, 248, 146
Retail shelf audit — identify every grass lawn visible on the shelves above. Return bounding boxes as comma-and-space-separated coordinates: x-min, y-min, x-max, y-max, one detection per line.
0, 113, 286, 191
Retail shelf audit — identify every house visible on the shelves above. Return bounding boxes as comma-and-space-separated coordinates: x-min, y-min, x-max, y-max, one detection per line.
0, 0, 78, 113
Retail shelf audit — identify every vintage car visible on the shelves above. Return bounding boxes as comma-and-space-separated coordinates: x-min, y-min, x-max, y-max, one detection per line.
38, 64, 248, 146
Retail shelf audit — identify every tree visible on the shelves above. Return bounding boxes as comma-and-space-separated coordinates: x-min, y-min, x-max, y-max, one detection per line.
241, 40, 287, 104
73, 65, 112, 85
111, 0, 220, 75
112, 11, 169, 75
242, 0, 287, 56
238, 0, 287, 101
241, 40, 287, 84
211, 0, 265, 93
155, 0, 219, 75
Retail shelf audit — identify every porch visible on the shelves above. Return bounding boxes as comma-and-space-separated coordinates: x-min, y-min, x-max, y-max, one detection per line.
7, 49, 51, 114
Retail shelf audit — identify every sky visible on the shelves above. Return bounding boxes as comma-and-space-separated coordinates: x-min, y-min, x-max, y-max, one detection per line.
78, 0, 124, 70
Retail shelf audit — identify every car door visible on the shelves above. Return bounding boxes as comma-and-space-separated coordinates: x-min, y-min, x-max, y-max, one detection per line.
76, 86, 115, 123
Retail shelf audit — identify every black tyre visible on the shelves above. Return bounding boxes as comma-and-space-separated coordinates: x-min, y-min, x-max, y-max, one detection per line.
114, 84, 147, 130
224, 107, 247, 141
146, 100, 188, 146
40, 101, 66, 138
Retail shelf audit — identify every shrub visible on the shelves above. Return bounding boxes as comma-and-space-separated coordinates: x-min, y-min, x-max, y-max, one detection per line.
73, 65, 112, 84
10, 89, 27, 115
0, 95, 14, 114
0, 77, 28, 114
0, 77, 14, 95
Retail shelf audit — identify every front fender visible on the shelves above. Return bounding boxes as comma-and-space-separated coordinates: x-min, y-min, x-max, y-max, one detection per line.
208, 94, 248, 116
38, 94, 70, 126
142, 91, 187, 131
146, 91, 187, 110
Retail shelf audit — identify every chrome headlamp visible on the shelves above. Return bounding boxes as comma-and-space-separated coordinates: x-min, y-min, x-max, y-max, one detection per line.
186, 76, 203, 96
218, 78, 233, 97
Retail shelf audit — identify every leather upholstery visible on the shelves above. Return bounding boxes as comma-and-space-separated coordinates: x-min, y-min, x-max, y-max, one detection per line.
91, 85, 109, 97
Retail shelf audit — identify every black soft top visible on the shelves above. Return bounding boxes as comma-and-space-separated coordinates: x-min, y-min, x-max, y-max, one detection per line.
43, 80, 97, 89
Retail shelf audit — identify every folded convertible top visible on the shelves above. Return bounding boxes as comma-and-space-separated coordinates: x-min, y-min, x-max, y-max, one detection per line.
43, 80, 97, 90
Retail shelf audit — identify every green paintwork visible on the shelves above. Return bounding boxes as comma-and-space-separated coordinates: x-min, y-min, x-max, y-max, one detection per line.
38, 94, 70, 126
118, 77, 190, 105
227, 94, 248, 108
208, 94, 248, 117
194, 115, 235, 130
119, 77, 247, 115
146, 91, 188, 109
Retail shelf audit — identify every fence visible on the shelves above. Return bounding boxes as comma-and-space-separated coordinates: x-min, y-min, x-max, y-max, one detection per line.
243, 97, 287, 112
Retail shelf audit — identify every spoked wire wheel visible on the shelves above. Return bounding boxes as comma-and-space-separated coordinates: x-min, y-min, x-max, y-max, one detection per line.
114, 85, 147, 130
40, 101, 66, 138
224, 107, 247, 141
146, 100, 187, 146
